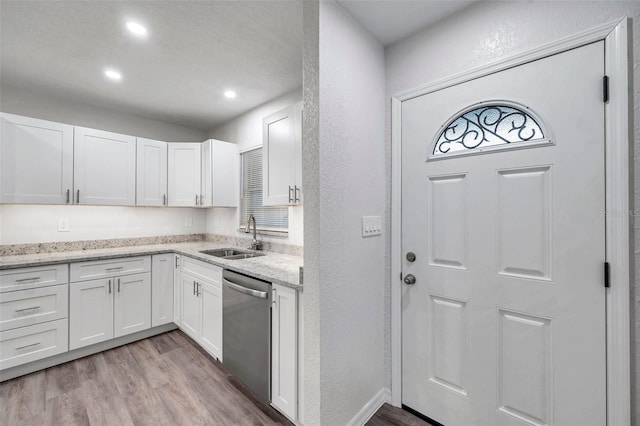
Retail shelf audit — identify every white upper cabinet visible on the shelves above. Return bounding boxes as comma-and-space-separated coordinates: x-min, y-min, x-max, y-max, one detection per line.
168, 142, 201, 207
263, 101, 302, 206
201, 139, 239, 207
0, 113, 74, 204
74, 127, 136, 205
136, 138, 168, 206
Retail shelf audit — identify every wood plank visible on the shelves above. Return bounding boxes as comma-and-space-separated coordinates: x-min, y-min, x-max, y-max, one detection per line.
45, 361, 80, 400
127, 338, 171, 388
101, 345, 147, 396
366, 403, 433, 426
43, 388, 89, 426
147, 332, 179, 354
81, 377, 134, 426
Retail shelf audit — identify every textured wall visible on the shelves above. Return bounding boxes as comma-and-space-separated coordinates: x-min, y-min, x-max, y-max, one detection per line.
302, 1, 387, 424
384, 1, 640, 421
0, 84, 208, 141
302, 0, 321, 423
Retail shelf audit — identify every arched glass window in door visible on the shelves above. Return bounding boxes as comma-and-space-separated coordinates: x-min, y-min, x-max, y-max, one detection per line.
430, 101, 551, 160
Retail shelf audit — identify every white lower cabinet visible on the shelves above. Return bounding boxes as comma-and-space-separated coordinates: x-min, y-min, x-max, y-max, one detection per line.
0, 319, 68, 370
69, 257, 151, 350
271, 283, 298, 421
179, 258, 222, 359
151, 254, 174, 327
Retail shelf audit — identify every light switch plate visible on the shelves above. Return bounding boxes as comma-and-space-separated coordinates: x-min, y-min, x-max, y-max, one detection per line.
362, 216, 382, 237
58, 218, 69, 232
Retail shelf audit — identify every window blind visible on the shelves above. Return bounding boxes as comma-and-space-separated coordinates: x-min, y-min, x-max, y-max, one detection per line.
240, 148, 288, 230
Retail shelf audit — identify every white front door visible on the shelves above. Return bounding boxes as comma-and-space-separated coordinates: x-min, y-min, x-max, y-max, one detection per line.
401, 42, 606, 425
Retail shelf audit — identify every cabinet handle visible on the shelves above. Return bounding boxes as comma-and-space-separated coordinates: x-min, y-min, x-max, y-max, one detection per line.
76, 189, 80, 204
193, 280, 196, 295
195, 195, 198, 206
288, 186, 293, 203
15, 342, 40, 351
66, 189, 70, 204
14, 306, 40, 313
197, 282, 201, 297
117, 278, 121, 293
108, 279, 112, 294
163, 194, 167, 205
295, 186, 300, 203
272, 288, 277, 306
175, 256, 179, 268
16, 277, 40, 284
106, 267, 123, 272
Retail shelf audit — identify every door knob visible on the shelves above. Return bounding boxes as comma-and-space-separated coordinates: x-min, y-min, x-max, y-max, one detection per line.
406, 252, 416, 262
404, 274, 416, 285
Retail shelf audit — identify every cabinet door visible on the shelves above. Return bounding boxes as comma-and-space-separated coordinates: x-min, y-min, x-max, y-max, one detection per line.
114, 272, 151, 338
74, 127, 136, 205
168, 143, 201, 207
180, 273, 201, 339
202, 139, 239, 207
271, 284, 298, 420
0, 113, 73, 204
137, 138, 168, 206
69, 278, 114, 350
292, 101, 303, 204
151, 254, 174, 327
263, 106, 296, 206
199, 279, 222, 359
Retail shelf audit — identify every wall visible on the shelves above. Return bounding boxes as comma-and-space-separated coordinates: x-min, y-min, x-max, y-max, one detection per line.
303, 1, 387, 424
0, 205, 206, 245
1, 84, 208, 141
207, 87, 304, 247
0, 84, 210, 245
384, 1, 639, 421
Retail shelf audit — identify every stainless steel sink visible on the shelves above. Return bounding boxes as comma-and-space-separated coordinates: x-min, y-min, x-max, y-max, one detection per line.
199, 248, 265, 260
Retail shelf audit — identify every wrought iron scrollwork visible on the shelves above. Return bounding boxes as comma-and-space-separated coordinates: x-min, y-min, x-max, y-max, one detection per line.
433, 104, 545, 156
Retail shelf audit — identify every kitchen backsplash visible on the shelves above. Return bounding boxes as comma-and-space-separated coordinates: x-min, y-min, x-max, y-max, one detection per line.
0, 233, 302, 257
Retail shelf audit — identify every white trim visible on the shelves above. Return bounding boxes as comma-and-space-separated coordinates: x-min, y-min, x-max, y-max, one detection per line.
239, 144, 262, 154
390, 19, 631, 425
604, 18, 632, 426
346, 388, 391, 426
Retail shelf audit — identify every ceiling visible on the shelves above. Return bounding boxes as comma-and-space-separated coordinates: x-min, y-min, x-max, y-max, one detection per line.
1, 1, 475, 132
338, 0, 476, 46
1, 1, 303, 131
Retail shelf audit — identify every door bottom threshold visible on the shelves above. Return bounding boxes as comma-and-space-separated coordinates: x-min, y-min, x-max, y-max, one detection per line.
402, 404, 445, 426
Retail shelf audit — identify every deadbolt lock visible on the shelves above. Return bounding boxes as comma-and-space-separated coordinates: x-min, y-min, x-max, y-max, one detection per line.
404, 274, 416, 285
406, 252, 416, 262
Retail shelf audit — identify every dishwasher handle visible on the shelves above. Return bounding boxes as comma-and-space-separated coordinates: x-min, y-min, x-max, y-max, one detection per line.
223, 277, 269, 299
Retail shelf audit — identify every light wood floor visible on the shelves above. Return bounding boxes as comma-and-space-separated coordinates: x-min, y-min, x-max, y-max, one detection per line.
1, 330, 429, 426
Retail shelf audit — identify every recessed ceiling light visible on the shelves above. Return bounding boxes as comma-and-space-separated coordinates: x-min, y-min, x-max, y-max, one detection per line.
126, 21, 147, 37
104, 69, 122, 81
224, 90, 237, 99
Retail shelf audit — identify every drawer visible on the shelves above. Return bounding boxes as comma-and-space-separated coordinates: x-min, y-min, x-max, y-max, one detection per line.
0, 318, 68, 370
0, 284, 68, 332
0, 264, 69, 293
182, 257, 222, 285
70, 256, 151, 282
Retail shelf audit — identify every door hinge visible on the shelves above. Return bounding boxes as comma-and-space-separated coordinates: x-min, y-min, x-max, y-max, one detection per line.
602, 76, 609, 103
604, 262, 611, 288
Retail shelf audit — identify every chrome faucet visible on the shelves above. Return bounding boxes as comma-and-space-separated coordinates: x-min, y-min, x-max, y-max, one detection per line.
244, 215, 263, 251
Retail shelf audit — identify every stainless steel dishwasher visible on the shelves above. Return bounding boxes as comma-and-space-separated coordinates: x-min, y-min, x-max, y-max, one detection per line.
222, 269, 271, 403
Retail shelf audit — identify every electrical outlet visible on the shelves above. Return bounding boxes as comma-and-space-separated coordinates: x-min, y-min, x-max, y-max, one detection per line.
184, 216, 193, 227
57, 218, 70, 232
362, 216, 382, 237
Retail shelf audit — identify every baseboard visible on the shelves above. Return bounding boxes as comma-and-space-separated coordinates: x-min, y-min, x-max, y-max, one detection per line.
0, 323, 177, 382
347, 387, 392, 426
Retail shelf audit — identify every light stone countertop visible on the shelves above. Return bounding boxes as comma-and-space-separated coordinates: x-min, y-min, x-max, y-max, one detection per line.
0, 242, 303, 290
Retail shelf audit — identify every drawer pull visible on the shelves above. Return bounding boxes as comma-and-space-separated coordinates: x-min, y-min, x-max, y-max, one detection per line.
106, 267, 123, 272
14, 306, 41, 313
15, 342, 41, 351
15, 277, 40, 284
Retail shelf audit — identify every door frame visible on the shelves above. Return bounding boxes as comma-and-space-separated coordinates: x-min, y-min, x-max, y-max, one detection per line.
390, 18, 631, 425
